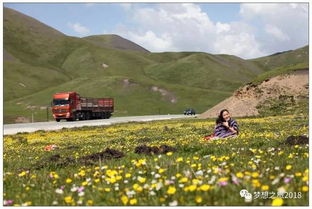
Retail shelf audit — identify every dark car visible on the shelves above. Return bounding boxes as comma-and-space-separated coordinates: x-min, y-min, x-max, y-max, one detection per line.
184, 108, 196, 115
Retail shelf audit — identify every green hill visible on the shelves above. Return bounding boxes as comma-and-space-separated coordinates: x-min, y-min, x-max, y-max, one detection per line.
84, 34, 150, 52
250, 45, 309, 71
3, 7, 309, 123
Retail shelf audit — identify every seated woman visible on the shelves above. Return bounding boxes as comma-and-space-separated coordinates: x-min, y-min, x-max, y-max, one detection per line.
205, 109, 239, 140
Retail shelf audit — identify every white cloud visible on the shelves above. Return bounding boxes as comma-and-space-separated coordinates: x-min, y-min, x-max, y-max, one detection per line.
214, 32, 263, 58
114, 3, 308, 59
240, 3, 308, 54
128, 31, 177, 52
264, 24, 290, 41
116, 4, 264, 58
216, 22, 231, 34
68, 22, 90, 36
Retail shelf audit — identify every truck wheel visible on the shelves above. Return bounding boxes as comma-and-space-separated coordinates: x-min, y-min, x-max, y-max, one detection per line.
86, 112, 91, 120
72, 113, 77, 121
106, 113, 112, 119
56, 119, 60, 122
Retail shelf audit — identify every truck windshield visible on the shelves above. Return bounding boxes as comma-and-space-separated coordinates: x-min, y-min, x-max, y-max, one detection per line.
53, 99, 70, 106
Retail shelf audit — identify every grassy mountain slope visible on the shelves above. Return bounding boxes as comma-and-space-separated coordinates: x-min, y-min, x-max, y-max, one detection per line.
144, 53, 263, 92
3, 7, 309, 123
84, 34, 150, 53
250, 45, 309, 71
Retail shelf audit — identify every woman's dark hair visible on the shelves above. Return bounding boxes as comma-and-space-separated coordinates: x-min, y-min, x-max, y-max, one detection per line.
216, 109, 229, 124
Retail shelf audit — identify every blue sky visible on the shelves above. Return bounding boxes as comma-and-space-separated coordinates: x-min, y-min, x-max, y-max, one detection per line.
4, 3, 308, 59
5, 3, 240, 36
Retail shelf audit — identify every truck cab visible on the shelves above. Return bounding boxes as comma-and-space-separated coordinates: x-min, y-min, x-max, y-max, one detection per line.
52, 92, 80, 122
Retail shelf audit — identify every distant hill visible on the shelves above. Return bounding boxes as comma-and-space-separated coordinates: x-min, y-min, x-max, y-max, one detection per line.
250, 45, 309, 71
84, 34, 150, 53
3, 7, 309, 123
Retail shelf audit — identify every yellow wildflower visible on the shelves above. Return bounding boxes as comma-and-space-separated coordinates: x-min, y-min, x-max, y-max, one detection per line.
179, 177, 188, 183
261, 185, 269, 191
167, 186, 176, 195
18, 171, 26, 177
129, 198, 137, 205
121, 195, 128, 205
138, 176, 146, 184
159, 168, 166, 174
252, 172, 259, 178
271, 198, 283, 206
166, 152, 173, 156
200, 184, 210, 191
295, 172, 302, 177
64, 196, 73, 204
195, 196, 202, 203
87, 200, 93, 206
302, 186, 308, 192
236, 172, 244, 178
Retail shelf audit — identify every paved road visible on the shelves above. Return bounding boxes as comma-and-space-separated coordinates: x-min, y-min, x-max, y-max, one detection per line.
3, 115, 196, 135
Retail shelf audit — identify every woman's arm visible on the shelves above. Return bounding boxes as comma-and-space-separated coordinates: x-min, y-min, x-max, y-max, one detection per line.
223, 122, 238, 133
228, 126, 237, 133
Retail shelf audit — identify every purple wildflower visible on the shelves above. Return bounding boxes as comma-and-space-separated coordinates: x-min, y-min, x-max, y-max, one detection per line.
4, 200, 14, 206
218, 181, 228, 186
284, 177, 292, 184
78, 186, 84, 193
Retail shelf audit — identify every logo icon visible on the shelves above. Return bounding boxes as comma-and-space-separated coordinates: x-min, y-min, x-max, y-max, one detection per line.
240, 189, 253, 202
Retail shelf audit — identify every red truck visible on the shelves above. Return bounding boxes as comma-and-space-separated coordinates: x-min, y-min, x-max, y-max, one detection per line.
52, 92, 114, 122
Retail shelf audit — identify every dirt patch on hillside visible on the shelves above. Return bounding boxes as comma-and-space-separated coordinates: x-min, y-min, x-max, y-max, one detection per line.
199, 69, 308, 118
32, 148, 125, 170
102, 63, 109, 68
15, 116, 30, 123
283, 135, 309, 146
150, 86, 177, 103
122, 79, 139, 88
80, 148, 124, 161
134, 144, 176, 155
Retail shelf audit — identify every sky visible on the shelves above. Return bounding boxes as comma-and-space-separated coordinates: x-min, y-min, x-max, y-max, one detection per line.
4, 2, 309, 59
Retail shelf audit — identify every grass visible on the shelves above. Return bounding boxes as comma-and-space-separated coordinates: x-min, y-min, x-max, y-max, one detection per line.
3, 114, 309, 206
256, 95, 308, 117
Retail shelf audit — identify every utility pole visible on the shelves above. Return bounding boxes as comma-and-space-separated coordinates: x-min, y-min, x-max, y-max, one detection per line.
47, 106, 49, 122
